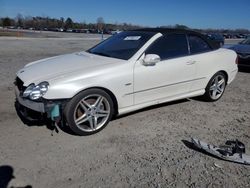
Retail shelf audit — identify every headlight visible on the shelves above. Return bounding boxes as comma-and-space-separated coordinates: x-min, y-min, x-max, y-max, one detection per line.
23, 84, 35, 98
23, 82, 49, 100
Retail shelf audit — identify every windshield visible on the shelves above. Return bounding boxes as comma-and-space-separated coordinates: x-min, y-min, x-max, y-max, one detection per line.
87, 31, 156, 60
240, 38, 250, 45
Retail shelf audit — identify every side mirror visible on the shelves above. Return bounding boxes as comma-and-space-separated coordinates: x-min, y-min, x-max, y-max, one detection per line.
142, 54, 161, 66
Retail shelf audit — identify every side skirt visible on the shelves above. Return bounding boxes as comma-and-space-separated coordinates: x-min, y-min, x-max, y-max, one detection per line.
118, 89, 205, 116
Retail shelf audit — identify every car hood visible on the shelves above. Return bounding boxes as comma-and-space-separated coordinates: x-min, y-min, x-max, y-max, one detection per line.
17, 51, 121, 86
230, 44, 250, 54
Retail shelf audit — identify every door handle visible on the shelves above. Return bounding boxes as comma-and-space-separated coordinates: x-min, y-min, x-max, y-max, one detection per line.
186, 60, 196, 65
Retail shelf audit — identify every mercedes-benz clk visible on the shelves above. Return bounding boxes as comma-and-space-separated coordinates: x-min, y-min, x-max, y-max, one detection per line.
15, 28, 238, 135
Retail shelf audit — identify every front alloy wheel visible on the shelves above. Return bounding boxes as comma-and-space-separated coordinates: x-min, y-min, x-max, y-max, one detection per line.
64, 89, 114, 135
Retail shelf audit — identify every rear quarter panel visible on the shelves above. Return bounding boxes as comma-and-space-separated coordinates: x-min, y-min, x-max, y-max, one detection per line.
191, 48, 237, 91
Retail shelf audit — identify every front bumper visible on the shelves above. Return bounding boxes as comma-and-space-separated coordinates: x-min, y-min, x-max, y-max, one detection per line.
15, 86, 67, 119
237, 53, 250, 67
238, 58, 250, 67
15, 86, 46, 113
238, 53, 250, 60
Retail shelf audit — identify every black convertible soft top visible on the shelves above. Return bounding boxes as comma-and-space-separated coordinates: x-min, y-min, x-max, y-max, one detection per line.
132, 28, 220, 49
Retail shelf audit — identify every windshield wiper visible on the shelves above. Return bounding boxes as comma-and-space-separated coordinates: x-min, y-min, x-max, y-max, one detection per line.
91, 52, 111, 57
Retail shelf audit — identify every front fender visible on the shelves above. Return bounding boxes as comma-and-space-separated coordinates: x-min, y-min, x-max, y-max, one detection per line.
43, 63, 134, 109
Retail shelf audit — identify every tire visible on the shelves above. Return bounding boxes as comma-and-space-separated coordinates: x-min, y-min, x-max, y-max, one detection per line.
203, 72, 227, 102
64, 88, 114, 135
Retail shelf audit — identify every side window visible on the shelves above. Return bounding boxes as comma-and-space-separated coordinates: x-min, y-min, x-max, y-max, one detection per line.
188, 35, 211, 54
145, 34, 189, 60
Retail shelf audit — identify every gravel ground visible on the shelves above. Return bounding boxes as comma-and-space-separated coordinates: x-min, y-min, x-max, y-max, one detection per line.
0, 33, 250, 188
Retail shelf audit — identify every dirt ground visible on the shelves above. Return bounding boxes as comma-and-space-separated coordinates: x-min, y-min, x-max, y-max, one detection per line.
0, 33, 250, 188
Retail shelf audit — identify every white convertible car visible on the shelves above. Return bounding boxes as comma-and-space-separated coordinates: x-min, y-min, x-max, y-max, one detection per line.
15, 28, 238, 135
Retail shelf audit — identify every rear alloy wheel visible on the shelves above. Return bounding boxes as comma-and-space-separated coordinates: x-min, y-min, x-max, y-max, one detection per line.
64, 89, 114, 135
204, 72, 226, 101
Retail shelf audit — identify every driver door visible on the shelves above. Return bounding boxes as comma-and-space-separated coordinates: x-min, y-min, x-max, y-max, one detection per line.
134, 34, 196, 104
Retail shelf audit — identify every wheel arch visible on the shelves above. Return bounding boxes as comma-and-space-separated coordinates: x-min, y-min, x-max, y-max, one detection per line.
202, 70, 228, 102
74, 86, 119, 116
206, 70, 229, 87
218, 70, 228, 84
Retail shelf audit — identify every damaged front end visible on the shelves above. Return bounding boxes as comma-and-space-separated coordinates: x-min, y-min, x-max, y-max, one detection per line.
14, 77, 67, 125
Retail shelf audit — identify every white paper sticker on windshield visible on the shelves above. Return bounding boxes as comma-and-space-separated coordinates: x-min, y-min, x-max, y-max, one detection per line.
124, 36, 141, 41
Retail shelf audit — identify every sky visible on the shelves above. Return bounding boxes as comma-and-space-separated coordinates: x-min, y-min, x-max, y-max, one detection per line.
0, 0, 250, 29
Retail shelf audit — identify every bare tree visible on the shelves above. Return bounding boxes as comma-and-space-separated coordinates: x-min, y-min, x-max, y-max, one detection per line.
2, 14, 249, 34
16, 13, 24, 28
2, 17, 13, 27
65, 17, 73, 29
24, 16, 33, 28
60, 17, 64, 28
96, 17, 105, 32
